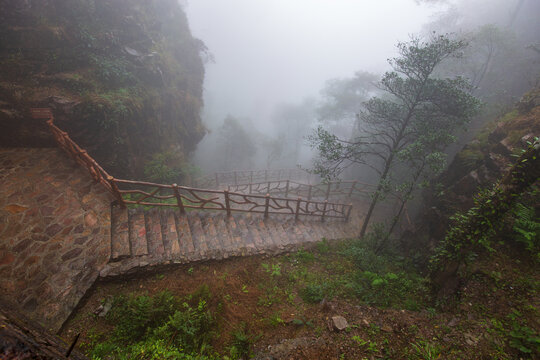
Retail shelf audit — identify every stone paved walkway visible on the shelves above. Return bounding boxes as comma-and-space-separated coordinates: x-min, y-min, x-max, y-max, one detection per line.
0, 148, 113, 333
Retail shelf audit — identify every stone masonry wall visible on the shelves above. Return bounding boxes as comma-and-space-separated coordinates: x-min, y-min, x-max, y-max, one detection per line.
0, 148, 113, 333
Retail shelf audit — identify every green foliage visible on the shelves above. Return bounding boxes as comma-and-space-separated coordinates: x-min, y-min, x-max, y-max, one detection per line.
90, 55, 136, 87
457, 147, 485, 170
511, 202, 540, 260
352, 336, 379, 353
300, 283, 328, 304
431, 185, 505, 267
228, 323, 260, 359
310, 34, 480, 237
88, 290, 218, 360
342, 237, 428, 309
507, 310, 540, 356
143, 152, 183, 184
262, 263, 282, 277
106, 290, 181, 343
410, 339, 441, 360
294, 248, 316, 262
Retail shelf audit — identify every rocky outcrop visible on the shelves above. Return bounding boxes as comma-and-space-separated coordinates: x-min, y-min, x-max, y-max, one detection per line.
403, 88, 540, 256
0, 0, 207, 179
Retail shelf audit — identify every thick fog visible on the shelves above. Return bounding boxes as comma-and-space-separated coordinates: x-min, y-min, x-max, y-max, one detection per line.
184, 0, 539, 174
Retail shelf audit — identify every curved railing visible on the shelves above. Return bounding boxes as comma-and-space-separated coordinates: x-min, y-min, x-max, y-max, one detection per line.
227, 179, 377, 201
35, 108, 352, 222
192, 168, 317, 188
114, 179, 352, 221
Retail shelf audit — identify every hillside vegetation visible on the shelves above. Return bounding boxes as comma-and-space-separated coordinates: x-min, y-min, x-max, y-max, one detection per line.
0, 0, 206, 179
61, 91, 539, 359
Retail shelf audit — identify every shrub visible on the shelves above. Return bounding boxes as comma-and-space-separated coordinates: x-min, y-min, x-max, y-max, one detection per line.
300, 283, 327, 304
88, 290, 218, 360
511, 202, 540, 260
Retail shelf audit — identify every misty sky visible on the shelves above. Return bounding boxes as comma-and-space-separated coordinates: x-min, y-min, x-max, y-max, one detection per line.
184, 0, 448, 129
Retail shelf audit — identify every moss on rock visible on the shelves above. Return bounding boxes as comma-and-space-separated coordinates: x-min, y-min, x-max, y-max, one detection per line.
0, 0, 207, 180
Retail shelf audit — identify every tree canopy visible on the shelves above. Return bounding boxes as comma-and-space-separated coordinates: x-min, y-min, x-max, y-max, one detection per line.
310, 34, 481, 239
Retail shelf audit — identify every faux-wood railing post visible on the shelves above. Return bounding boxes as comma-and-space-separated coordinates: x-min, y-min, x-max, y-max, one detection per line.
285, 180, 290, 198
224, 190, 231, 217
172, 184, 185, 214
215, 173, 220, 189
267, 181, 271, 194
307, 185, 312, 200
295, 197, 301, 221
322, 200, 328, 222
107, 176, 126, 208
348, 181, 357, 198
264, 194, 270, 218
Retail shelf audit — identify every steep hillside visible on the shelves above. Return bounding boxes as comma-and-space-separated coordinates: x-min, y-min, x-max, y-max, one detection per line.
0, 0, 206, 179
412, 88, 540, 248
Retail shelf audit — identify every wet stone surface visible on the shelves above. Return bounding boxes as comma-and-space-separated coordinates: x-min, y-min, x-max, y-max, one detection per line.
0, 148, 113, 333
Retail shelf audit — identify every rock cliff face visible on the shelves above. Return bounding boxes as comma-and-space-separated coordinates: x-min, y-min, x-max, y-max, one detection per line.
0, 0, 206, 179
406, 88, 540, 253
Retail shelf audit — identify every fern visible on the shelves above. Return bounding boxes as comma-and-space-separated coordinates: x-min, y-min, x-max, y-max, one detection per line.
512, 202, 540, 259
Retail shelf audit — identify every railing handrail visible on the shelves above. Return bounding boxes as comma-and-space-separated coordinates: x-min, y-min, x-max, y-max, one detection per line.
114, 178, 352, 221
37, 108, 352, 221
32, 108, 124, 204
226, 178, 381, 202
192, 167, 316, 188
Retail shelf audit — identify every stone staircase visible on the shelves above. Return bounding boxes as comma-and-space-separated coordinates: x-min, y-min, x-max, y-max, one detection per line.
103, 205, 363, 276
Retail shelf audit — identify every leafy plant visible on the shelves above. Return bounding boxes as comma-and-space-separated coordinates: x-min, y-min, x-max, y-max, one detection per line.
262, 263, 282, 277
144, 152, 183, 184
511, 202, 540, 260
410, 339, 441, 360
228, 323, 260, 359
88, 290, 218, 359
300, 283, 327, 304
507, 310, 540, 356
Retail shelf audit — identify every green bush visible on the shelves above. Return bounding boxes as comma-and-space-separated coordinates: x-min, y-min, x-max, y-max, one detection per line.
300, 283, 327, 304
143, 152, 183, 184
340, 235, 428, 309
511, 202, 540, 260
90, 55, 136, 87
88, 290, 218, 360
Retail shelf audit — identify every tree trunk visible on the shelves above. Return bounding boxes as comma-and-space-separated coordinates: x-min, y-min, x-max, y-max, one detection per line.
358, 152, 394, 238
376, 162, 425, 253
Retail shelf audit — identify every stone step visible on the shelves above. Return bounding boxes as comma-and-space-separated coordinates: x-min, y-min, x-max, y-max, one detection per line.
112, 200, 360, 267
226, 215, 243, 255
160, 210, 181, 259
111, 205, 130, 260
280, 217, 300, 246
256, 217, 278, 250
175, 212, 195, 259
129, 210, 149, 256
200, 212, 220, 259
187, 212, 208, 258
145, 209, 165, 258
235, 215, 257, 254
212, 213, 232, 258
271, 215, 290, 249
244, 213, 265, 251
